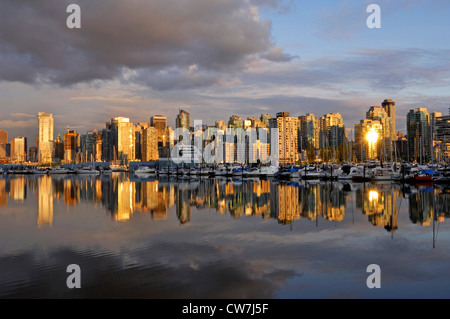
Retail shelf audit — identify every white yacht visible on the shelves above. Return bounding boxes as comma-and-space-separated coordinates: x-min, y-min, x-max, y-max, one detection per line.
32, 168, 49, 175
371, 167, 395, 181
49, 167, 71, 175
134, 166, 156, 175
76, 166, 100, 175
259, 166, 279, 177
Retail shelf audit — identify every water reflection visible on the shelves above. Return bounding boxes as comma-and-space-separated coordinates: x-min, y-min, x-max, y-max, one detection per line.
0, 174, 449, 232
37, 176, 53, 228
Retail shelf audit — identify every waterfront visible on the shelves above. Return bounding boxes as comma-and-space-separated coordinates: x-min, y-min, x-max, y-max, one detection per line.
0, 173, 449, 298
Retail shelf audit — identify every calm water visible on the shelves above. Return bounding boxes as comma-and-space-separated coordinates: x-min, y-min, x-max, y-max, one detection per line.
0, 173, 449, 299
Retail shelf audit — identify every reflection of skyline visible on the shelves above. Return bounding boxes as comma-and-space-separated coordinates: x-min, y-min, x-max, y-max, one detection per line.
37, 176, 53, 228
0, 175, 449, 231
358, 184, 401, 233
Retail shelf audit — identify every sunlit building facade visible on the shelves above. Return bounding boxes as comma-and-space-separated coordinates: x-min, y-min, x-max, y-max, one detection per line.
38, 112, 54, 164
270, 112, 298, 165
407, 108, 432, 163
111, 117, 135, 163
10, 137, 27, 163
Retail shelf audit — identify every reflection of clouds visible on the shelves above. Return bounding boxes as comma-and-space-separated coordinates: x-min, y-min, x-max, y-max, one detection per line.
0, 245, 299, 299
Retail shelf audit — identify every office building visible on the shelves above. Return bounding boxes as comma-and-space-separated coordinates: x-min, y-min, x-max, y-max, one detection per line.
407, 108, 432, 163
228, 115, 243, 128
54, 134, 64, 162
382, 99, 396, 141
142, 126, 159, 162
10, 137, 27, 163
366, 106, 393, 157
320, 113, 346, 148
270, 112, 299, 165
64, 130, 80, 163
111, 117, 135, 163
435, 114, 450, 161
354, 119, 383, 161
176, 110, 191, 130
38, 112, 54, 164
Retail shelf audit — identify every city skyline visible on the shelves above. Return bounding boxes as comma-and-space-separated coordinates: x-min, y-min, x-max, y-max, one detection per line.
0, 1, 450, 144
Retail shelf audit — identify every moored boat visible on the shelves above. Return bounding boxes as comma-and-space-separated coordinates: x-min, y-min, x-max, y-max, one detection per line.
76, 166, 100, 175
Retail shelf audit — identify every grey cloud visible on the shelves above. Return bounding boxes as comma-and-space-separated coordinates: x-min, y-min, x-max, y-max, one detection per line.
260, 47, 298, 62
0, 0, 288, 89
242, 48, 450, 92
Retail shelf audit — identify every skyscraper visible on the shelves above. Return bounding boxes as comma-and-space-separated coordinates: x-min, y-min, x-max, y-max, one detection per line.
228, 115, 243, 128
150, 115, 169, 157
64, 130, 79, 163
320, 113, 346, 147
176, 110, 190, 130
382, 99, 396, 141
354, 119, 383, 161
0, 130, 7, 145
10, 137, 27, 163
0, 130, 8, 161
435, 114, 450, 161
38, 112, 54, 164
299, 114, 319, 149
366, 106, 392, 157
81, 130, 98, 162
260, 114, 272, 128
270, 112, 298, 165
142, 126, 159, 162
407, 108, 431, 163
111, 117, 135, 163
54, 134, 64, 162
150, 115, 167, 137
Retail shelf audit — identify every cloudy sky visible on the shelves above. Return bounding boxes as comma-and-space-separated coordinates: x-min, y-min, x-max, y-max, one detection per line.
0, 0, 450, 146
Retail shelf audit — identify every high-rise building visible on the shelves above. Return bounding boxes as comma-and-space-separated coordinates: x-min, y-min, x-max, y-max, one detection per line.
10, 137, 27, 163
64, 130, 80, 163
111, 117, 135, 163
54, 134, 64, 162
354, 119, 383, 161
0, 130, 7, 145
0, 130, 8, 162
0, 143, 11, 162
176, 110, 190, 130
298, 113, 320, 150
134, 123, 150, 161
150, 116, 170, 158
228, 115, 243, 128
394, 132, 408, 162
142, 126, 159, 162
435, 114, 450, 161
81, 130, 98, 162
382, 99, 396, 141
366, 106, 392, 157
38, 112, 54, 164
150, 115, 167, 138
270, 112, 299, 165
101, 124, 112, 162
28, 147, 38, 163
320, 113, 346, 147
260, 114, 272, 128
407, 108, 432, 163
96, 133, 103, 162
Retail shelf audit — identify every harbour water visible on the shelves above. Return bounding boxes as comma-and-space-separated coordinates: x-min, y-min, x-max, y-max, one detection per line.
0, 173, 449, 298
